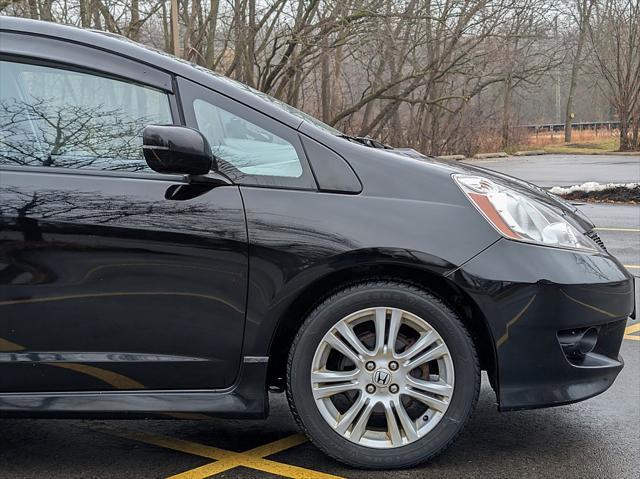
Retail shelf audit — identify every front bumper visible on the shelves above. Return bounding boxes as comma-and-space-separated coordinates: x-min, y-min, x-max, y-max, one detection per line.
450, 238, 634, 411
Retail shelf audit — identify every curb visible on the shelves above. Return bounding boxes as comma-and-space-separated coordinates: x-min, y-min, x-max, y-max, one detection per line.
472, 152, 509, 159
513, 150, 546, 156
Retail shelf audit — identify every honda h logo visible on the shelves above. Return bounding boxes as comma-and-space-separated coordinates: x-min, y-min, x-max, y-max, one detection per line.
372, 369, 392, 386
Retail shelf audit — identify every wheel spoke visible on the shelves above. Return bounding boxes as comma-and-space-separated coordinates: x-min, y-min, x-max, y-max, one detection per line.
335, 394, 367, 435
396, 330, 437, 360
406, 376, 453, 398
373, 307, 387, 354
312, 369, 360, 384
335, 321, 372, 358
387, 309, 403, 355
324, 332, 363, 365
349, 400, 376, 442
404, 342, 447, 370
384, 401, 403, 446
312, 380, 359, 399
404, 388, 449, 413
393, 397, 419, 442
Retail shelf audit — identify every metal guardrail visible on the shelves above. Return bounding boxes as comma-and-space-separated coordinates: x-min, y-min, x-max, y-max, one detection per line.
518, 121, 620, 132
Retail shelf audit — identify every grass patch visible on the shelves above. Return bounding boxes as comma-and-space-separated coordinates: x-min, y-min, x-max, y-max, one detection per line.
541, 137, 619, 154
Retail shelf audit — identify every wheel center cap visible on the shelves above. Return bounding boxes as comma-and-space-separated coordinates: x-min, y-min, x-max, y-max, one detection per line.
372, 368, 392, 387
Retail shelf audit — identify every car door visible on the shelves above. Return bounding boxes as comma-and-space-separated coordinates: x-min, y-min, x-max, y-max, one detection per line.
0, 52, 248, 392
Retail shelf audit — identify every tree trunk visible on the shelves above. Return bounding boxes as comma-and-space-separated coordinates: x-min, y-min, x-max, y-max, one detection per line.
39, 0, 52, 20
565, 1, 593, 143
244, 0, 256, 87
79, 0, 91, 27
27, 0, 38, 19
320, 36, 331, 122
170, 0, 180, 56
204, 0, 219, 68
619, 110, 630, 151
129, 0, 141, 41
502, 75, 513, 149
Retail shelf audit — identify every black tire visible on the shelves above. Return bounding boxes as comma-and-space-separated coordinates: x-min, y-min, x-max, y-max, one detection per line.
286, 280, 480, 469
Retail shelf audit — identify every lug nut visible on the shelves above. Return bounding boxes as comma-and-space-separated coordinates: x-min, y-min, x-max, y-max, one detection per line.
389, 361, 399, 371
365, 361, 376, 371
389, 384, 399, 394
366, 384, 376, 394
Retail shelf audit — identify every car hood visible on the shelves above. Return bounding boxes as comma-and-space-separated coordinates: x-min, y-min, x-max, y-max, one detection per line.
393, 151, 596, 232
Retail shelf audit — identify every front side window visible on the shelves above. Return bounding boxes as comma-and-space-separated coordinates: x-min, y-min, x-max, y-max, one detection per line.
193, 99, 302, 178
178, 77, 315, 189
0, 60, 172, 171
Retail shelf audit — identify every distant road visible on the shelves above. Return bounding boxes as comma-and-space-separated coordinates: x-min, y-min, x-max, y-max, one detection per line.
464, 154, 640, 187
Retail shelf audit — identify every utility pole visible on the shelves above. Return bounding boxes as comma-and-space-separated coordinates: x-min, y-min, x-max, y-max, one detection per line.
554, 16, 561, 125
171, 0, 179, 57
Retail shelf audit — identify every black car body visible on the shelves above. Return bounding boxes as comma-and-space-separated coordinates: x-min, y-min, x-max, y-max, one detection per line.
0, 17, 635, 469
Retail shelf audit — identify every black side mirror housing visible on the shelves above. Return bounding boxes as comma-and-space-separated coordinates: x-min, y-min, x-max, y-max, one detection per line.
142, 125, 215, 175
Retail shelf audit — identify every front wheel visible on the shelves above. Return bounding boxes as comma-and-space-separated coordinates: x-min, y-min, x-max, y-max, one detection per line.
286, 281, 479, 469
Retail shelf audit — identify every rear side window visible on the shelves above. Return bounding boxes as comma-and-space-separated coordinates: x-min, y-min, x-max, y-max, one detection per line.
0, 60, 172, 171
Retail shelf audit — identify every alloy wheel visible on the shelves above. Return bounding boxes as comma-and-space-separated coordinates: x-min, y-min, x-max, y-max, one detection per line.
310, 307, 455, 449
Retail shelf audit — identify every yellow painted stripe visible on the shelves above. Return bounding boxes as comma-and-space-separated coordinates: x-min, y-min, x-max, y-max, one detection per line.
232, 456, 344, 479
246, 433, 308, 457
594, 227, 640, 232
625, 335, 640, 341
625, 324, 640, 335
168, 460, 237, 479
107, 430, 343, 479
112, 431, 231, 460
623, 264, 640, 269
169, 456, 344, 479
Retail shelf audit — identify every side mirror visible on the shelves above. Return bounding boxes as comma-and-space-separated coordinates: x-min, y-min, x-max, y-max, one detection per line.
142, 125, 215, 175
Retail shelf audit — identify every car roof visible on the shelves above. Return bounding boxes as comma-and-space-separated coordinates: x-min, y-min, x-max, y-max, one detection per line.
0, 17, 302, 129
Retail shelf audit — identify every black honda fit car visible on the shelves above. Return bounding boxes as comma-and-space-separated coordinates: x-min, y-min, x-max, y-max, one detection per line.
0, 18, 635, 469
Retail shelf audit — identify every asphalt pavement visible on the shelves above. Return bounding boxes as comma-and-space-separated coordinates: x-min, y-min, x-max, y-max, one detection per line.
465, 153, 640, 187
1, 154, 639, 479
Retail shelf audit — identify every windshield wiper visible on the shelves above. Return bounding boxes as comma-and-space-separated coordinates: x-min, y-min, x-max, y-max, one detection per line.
338, 134, 392, 150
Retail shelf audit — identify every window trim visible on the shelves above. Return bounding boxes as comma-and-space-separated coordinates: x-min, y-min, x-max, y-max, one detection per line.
177, 77, 317, 191
0, 164, 189, 183
0, 56, 181, 178
0, 32, 173, 92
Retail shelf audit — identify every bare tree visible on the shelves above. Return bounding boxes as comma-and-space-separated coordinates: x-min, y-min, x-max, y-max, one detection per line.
1, 0, 635, 154
564, 0, 594, 142
589, 0, 640, 151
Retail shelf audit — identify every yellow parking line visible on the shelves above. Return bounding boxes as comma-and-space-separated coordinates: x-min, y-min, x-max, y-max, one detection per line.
103, 429, 344, 479
623, 264, 640, 269
625, 324, 640, 335
594, 227, 640, 232
625, 324, 640, 341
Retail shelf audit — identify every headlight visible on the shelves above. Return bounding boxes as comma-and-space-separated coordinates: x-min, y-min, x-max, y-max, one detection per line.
453, 174, 596, 251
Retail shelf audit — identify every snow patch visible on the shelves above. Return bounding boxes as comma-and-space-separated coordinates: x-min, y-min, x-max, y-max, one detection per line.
549, 182, 639, 195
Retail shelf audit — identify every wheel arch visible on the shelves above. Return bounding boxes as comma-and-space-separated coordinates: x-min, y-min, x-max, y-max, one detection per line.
266, 261, 498, 396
